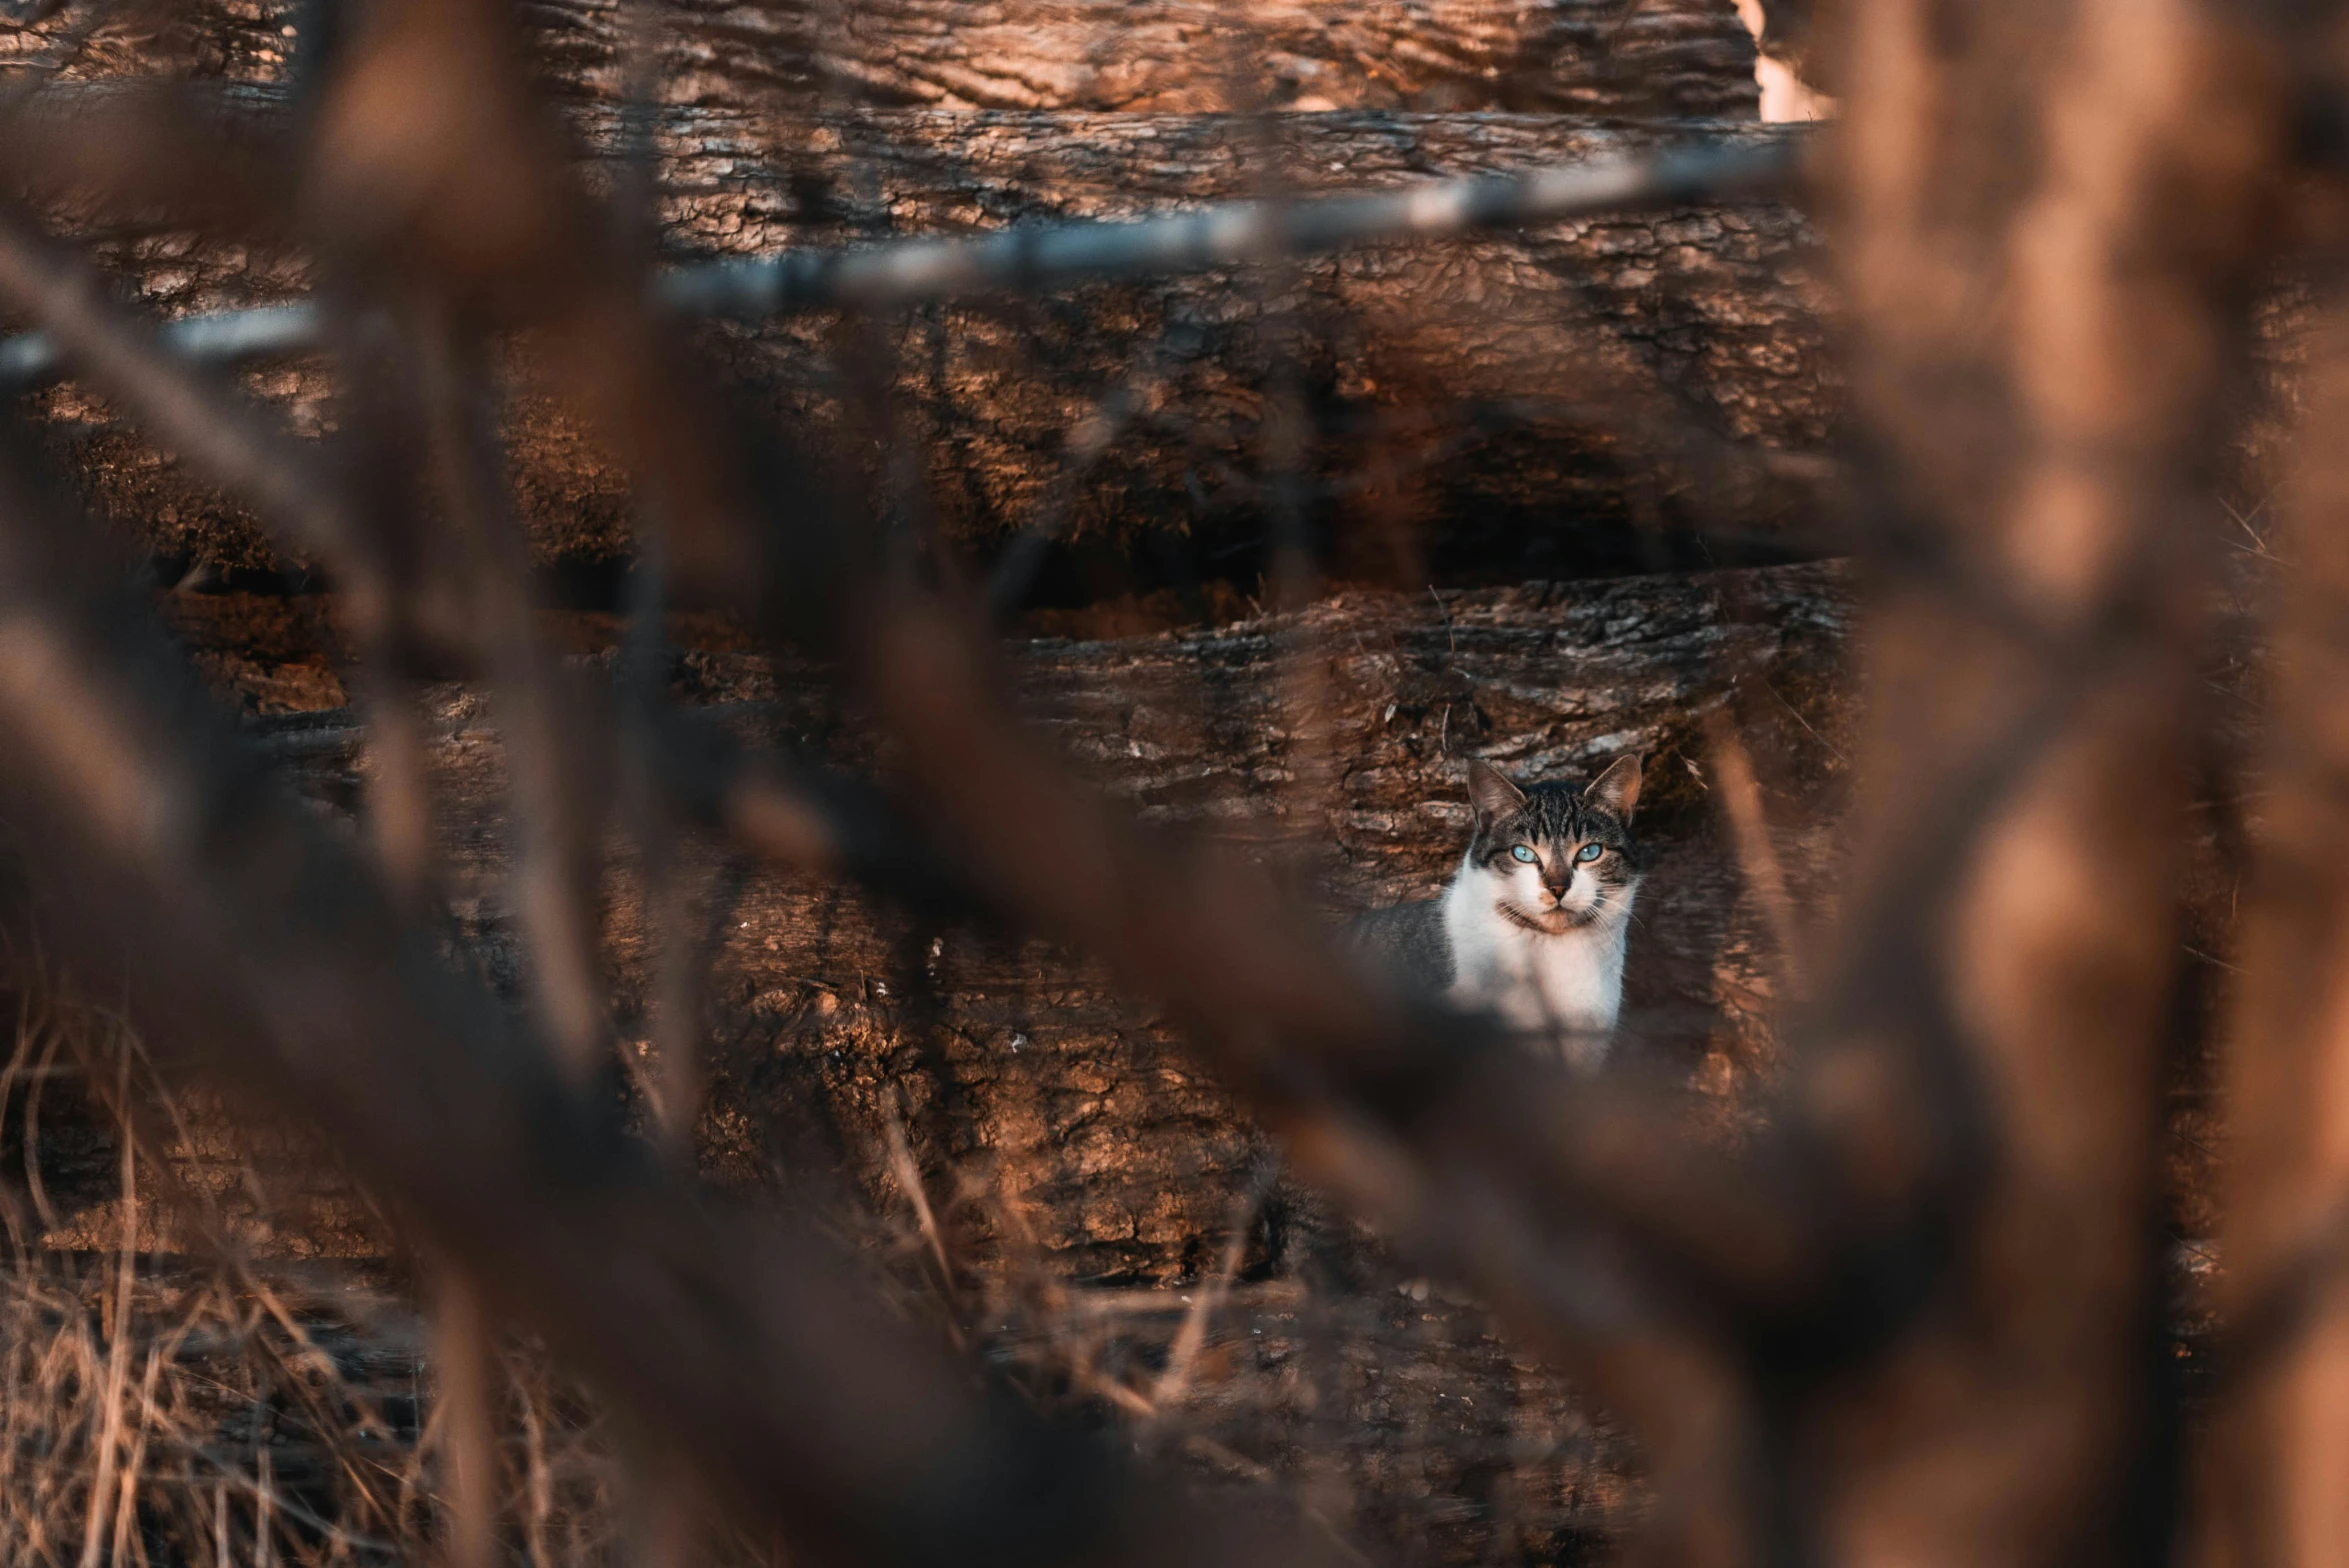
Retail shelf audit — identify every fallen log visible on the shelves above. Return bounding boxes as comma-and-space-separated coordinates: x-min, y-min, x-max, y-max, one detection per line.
170, 558, 1852, 1277
529, 0, 1763, 117
15, 107, 1833, 582
3, 0, 1763, 117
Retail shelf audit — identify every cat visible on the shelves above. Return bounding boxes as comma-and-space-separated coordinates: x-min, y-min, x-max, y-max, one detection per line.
1349, 754, 1645, 1069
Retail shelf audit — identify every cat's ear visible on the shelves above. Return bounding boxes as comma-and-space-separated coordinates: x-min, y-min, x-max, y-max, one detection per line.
1467, 759, 1527, 827
1583, 754, 1643, 820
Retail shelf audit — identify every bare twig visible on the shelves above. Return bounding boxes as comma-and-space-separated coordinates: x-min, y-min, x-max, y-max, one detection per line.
432, 1276, 499, 1568
76, 1052, 135, 1568
1702, 705, 1806, 995
881, 1096, 959, 1316
1149, 1177, 1265, 1411
0, 302, 320, 390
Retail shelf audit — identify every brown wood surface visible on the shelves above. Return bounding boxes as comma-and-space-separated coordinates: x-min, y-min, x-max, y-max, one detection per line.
16, 104, 1831, 580
165, 558, 1852, 1276
3, 0, 1761, 116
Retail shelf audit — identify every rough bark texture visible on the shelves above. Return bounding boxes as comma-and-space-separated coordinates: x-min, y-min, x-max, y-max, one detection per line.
18, 106, 1832, 584
528, 0, 1761, 116
0, 0, 292, 82
3, 0, 1761, 116
59, 559, 1851, 1270
645, 561, 1847, 1278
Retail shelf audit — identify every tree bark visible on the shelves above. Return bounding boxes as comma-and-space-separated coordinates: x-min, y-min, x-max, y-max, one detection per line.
151, 558, 1853, 1276
534, 0, 1762, 116
5, 0, 1761, 117
21, 107, 1832, 581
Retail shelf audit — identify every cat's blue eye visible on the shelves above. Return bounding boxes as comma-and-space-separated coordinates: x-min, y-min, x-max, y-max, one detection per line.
1511, 844, 1537, 863
1576, 843, 1604, 863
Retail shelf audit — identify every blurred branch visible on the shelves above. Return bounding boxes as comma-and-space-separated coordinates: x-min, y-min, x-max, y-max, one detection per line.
0, 136, 1800, 391
0, 303, 319, 391
0, 201, 458, 934
2209, 308, 2349, 1567
667, 136, 1801, 315
1807, 0, 2291, 1562
1702, 706, 1806, 996
416, 326, 612, 1081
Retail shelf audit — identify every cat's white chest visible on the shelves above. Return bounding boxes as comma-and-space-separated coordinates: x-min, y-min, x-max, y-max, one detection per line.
1441, 877, 1632, 1066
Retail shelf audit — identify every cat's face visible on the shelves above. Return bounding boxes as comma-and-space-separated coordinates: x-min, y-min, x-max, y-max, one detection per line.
1463, 757, 1644, 935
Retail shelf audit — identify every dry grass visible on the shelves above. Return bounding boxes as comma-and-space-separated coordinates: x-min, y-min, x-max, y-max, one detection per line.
0, 1245, 730, 1567
0, 946, 1639, 1568
0, 962, 663, 1568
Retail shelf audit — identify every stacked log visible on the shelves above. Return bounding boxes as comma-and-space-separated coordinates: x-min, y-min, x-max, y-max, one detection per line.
4, 0, 1761, 115
18, 102, 1831, 581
